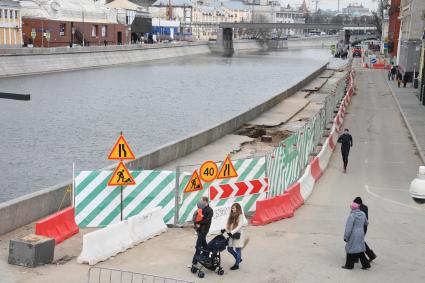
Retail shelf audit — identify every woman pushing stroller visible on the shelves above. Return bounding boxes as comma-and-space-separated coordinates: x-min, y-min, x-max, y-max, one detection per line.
225, 203, 247, 270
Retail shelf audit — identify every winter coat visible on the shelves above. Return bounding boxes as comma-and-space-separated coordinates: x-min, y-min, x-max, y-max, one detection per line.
344, 209, 368, 254
338, 133, 353, 151
195, 205, 213, 234
227, 214, 247, 248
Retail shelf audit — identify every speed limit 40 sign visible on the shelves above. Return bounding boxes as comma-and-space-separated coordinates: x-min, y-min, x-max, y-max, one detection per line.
199, 161, 218, 183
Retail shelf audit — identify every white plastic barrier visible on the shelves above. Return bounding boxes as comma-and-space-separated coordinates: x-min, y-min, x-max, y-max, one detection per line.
129, 207, 167, 245
78, 219, 133, 265
299, 165, 316, 200
78, 207, 167, 265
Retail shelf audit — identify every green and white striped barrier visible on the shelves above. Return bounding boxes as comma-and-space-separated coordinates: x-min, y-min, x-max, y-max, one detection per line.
75, 170, 176, 227
178, 157, 267, 224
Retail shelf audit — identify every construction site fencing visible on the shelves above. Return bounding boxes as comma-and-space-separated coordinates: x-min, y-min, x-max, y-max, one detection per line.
266, 74, 348, 197
87, 267, 195, 283
74, 71, 349, 226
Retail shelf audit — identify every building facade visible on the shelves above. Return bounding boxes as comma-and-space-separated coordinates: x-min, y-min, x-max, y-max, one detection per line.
342, 3, 370, 17
20, 0, 130, 47
387, 0, 401, 57
397, 0, 425, 78
0, 0, 22, 48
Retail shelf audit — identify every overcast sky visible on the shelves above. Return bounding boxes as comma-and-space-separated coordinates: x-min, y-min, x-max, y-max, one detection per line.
284, 0, 377, 11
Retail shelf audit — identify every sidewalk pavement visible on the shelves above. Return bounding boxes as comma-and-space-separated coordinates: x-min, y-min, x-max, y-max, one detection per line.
385, 76, 425, 164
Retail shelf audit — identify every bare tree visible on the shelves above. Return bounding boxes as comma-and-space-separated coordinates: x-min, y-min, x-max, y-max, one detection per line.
372, 0, 390, 37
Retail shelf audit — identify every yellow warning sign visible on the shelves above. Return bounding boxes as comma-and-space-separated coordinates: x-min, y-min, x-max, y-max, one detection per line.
108, 134, 136, 160
199, 160, 218, 183
184, 170, 203, 193
217, 155, 238, 179
108, 162, 136, 186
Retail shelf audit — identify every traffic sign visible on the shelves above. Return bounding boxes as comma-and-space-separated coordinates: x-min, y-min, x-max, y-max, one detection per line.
184, 170, 203, 193
217, 155, 238, 179
199, 161, 218, 183
108, 133, 136, 160
108, 162, 136, 186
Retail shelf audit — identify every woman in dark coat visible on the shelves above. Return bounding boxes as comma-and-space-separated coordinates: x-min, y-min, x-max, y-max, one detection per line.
342, 202, 371, 270
353, 197, 377, 262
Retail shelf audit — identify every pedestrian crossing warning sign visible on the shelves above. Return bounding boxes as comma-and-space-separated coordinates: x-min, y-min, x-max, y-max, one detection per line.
217, 155, 238, 179
184, 170, 203, 193
108, 162, 136, 186
108, 133, 136, 160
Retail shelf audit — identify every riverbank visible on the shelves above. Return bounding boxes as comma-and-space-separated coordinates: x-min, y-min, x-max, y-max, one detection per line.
0, 36, 339, 78
0, 55, 331, 235
0, 58, 351, 283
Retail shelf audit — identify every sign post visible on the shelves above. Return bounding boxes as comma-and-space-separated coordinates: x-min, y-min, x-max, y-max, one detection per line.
107, 132, 137, 221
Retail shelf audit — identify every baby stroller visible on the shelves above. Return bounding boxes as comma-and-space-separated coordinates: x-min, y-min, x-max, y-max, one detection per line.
190, 232, 228, 278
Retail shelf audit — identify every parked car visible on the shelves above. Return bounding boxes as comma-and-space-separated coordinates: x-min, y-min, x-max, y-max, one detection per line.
352, 45, 362, 57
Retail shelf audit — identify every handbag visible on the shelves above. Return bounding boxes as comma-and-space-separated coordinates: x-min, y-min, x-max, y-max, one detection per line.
232, 232, 241, 239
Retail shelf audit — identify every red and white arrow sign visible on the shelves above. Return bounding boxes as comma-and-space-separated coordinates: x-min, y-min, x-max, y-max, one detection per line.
209, 178, 268, 201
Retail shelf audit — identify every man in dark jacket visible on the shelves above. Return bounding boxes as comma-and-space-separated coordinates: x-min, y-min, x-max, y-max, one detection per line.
338, 128, 353, 173
192, 196, 213, 265
354, 197, 377, 262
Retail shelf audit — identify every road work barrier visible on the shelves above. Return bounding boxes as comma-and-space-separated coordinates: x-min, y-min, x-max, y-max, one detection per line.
178, 157, 267, 224
251, 195, 294, 226
75, 170, 176, 227
78, 207, 167, 265
252, 66, 356, 225
35, 207, 79, 244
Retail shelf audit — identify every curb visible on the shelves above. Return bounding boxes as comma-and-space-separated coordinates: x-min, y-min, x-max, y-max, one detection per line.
384, 73, 425, 165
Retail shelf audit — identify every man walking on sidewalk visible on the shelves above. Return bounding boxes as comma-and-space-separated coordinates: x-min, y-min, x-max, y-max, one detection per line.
338, 128, 353, 173
192, 197, 213, 266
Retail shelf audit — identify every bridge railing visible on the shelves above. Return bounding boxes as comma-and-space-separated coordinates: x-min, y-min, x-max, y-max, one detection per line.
87, 267, 195, 283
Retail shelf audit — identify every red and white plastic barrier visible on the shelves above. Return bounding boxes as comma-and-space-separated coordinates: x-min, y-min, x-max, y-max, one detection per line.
209, 178, 268, 201
251, 70, 356, 225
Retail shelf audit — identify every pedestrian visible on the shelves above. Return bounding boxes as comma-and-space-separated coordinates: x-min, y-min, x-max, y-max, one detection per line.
387, 70, 391, 81
397, 72, 403, 88
403, 74, 408, 88
353, 197, 377, 262
192, 197, 213, 266
337, 128, 353, 173
226, 203, 247, 270
342, 202, 371, 270
391, 66, 397, 80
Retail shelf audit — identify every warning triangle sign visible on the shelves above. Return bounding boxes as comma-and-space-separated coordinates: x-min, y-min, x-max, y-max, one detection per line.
108, 134, 136, 160
217, 155, 238, 179
108, 162, 136, 186
183, 170, 203, 193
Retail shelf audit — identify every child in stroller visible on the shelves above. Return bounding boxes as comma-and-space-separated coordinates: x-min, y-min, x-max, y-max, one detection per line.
190, 230, 228, 278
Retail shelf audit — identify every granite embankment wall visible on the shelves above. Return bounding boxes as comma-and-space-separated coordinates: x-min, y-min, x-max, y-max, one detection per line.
0, 61, 327, 235
0, 42, 212, 78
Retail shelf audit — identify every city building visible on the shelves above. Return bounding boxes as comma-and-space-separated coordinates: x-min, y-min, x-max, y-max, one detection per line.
20, 0, 130, 47
387, 0, 401, 57
397, 0, 425, 80
342, 3, 370, 17
150, 0, 250, 40
0, 0, 23, 48
105, 0, 152, 43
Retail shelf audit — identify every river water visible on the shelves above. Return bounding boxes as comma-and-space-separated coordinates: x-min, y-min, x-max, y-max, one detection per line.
0, 48, 330, 203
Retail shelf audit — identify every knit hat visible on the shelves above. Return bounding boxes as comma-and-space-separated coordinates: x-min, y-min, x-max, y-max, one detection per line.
353, 197, 363, 205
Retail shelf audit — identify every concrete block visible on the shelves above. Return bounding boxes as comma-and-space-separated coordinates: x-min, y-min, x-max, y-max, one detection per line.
8, 234, 54, 267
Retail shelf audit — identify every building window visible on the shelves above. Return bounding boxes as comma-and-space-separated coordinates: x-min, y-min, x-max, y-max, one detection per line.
101, 25, 107, 37
5, 9, 8, 18
15, 11, 18, 19
92, 25, 98, 37
59, 23, 66, 36
10, 10, 13, 19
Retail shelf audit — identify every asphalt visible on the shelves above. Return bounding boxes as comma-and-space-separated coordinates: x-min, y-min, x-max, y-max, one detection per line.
3, 60, 425, 283
385, 75, 425, 165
